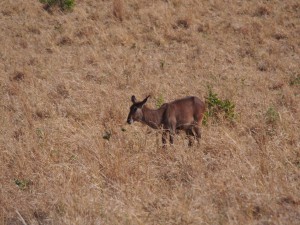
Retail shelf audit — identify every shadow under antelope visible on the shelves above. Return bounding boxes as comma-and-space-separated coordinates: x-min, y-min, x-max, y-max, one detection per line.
127, 95, 206, 146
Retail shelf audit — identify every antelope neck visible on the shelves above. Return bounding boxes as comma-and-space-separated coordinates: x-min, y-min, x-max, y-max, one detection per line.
141, 106, 165, 129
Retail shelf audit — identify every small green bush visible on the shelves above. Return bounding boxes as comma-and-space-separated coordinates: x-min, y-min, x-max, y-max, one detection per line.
155, 95, 165, 108
265, 107, 279, 124
203, 87, 235, 125
40, 0, 75, 11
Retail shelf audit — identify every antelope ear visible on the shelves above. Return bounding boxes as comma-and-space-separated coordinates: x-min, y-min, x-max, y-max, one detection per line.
141, 95, 150, 105
131, 95, 137, 103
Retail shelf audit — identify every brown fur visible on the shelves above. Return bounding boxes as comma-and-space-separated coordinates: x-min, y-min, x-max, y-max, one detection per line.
127, 96, 206, 146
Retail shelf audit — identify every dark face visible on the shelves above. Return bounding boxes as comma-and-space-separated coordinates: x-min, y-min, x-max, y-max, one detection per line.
127, 95, 149, 124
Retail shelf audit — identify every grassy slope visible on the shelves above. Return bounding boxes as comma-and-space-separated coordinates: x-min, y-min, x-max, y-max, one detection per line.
0, 0, 299, 224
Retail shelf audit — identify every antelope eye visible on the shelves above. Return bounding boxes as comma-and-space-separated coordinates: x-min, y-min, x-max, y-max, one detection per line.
133, 107, 138, 112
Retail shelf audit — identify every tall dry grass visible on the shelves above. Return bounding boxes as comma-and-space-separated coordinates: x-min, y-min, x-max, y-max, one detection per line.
0, 0, 299, 224
113, 0, 124, 21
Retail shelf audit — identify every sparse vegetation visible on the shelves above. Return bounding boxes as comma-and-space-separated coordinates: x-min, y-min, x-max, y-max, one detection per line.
155, 94, 165, 108
289, 74, 300, 86
203, 87, 235, 125
1, 0, 299, 224
40, 0, 75, 11
160, 60, 165, 69
113, 0, 124, 21
15, 179, 32, 190
103, 130, 112, 141
265, 107, 279, 124
36, 128, 44, 139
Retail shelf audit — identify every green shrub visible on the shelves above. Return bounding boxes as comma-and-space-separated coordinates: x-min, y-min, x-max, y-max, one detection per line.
63, 0, 74, 10
40, 0, 75, 11
155, 95, 165, 108
265, 107, 279, 124
203, 87, 235, 125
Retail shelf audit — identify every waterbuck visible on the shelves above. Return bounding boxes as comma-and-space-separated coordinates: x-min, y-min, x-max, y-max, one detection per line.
127, 95, 206, 146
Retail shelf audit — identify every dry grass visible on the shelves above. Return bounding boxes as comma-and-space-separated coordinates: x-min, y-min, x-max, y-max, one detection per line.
113, 0, 124, 21
0, 0, 299, 224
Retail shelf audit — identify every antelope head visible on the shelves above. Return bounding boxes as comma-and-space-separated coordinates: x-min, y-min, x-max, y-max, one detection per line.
127, 95, 150, 124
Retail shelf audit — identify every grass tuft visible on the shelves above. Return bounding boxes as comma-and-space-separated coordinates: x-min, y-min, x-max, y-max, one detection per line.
15, 179, 33, 190
265, 107, 279, 125
289, 74, 300, 86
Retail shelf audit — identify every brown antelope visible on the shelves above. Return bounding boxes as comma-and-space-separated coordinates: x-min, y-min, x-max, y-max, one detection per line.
127, 95, 206, 146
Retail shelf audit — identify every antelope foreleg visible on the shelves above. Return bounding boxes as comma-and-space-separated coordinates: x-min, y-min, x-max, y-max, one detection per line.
162, 130, 167, 147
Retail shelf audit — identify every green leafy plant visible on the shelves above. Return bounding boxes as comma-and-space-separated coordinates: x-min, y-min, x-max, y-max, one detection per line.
155, 95, 165, 108
63, 0, 74, 10
40, 0, 75, 11
203, 87, 235, 125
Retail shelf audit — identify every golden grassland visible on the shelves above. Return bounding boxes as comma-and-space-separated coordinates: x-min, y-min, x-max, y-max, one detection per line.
0, 0, 299, 224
